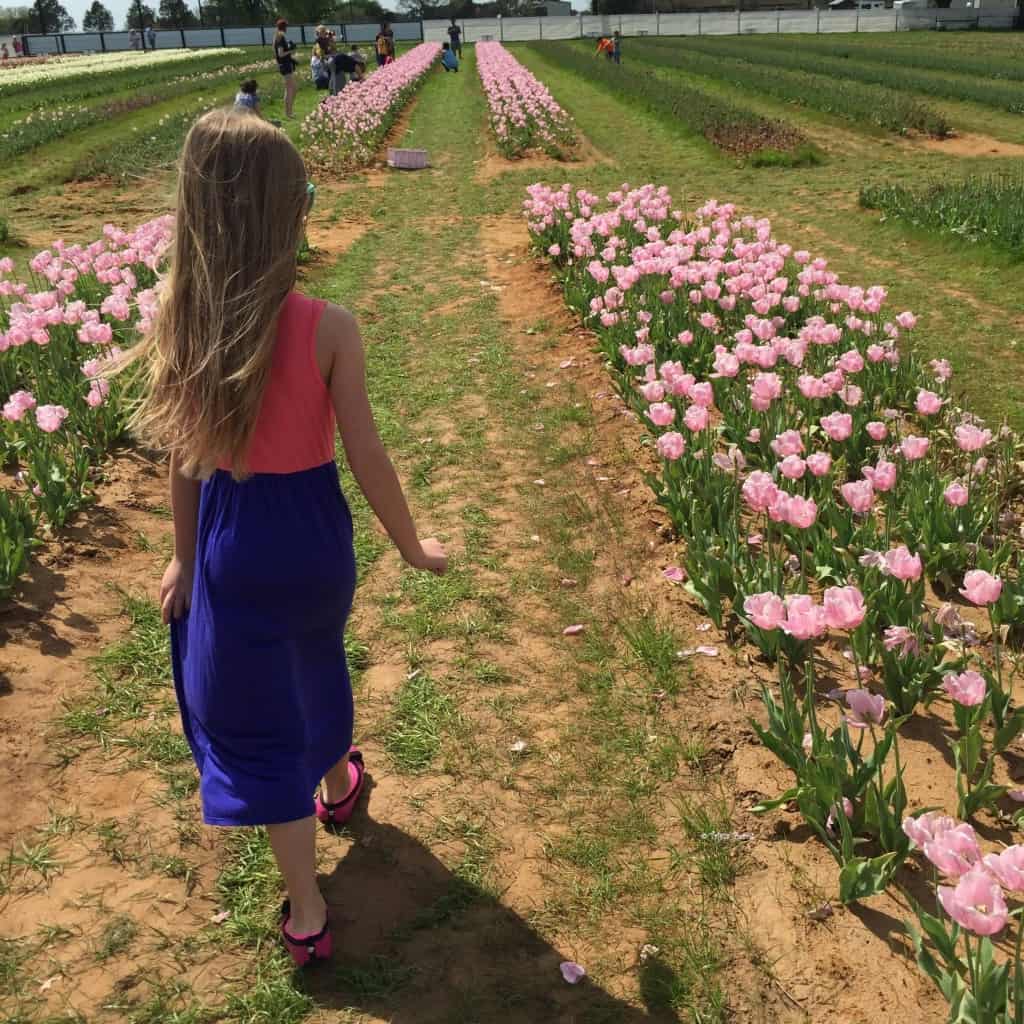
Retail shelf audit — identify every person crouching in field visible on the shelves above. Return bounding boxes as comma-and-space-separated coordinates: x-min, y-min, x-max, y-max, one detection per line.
441, 41, 459, 72
121, 110, 447, 965
234, 79, 260, 114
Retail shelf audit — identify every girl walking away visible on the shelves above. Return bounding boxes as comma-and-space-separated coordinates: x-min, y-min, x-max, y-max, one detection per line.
124, 110, 447, 964
374, 21, 394, 66
273, 19, 298, 118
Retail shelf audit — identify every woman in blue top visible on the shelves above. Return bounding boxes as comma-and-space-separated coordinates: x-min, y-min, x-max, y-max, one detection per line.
441, 42, 459, 72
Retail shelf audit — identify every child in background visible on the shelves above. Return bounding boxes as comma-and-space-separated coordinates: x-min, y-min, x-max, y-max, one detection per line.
124, 110, 447, 966
612, 30, 622, 65
234, 79, 260, 114
441, 41, 459, 73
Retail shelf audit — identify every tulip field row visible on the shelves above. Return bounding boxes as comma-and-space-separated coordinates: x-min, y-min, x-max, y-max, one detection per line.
861, 175, 1024, 258
0, 219, 172, 597
631, 38, 952, 138
300, 43, 441, 170
527, 43, 819, 166
476, 42, 576, 159
700, 34, 1024, 115
525, 181, 1024, 1019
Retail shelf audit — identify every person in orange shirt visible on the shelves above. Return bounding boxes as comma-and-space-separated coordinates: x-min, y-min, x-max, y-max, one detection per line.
595, 36, 613, 60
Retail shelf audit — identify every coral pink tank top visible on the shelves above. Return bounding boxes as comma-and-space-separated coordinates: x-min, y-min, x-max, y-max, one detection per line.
218, 292, 334, 475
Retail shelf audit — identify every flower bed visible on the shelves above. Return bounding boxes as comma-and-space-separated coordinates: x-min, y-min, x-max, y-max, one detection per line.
0, 218, 173, 596
525, 180, 1024, 1019
0, 48, 246, 98
300, 43, 441, 171
476, 42, 576, 159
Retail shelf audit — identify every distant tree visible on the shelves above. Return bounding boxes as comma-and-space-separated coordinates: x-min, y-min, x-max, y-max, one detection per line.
82, 0, 114, 28
157, 0, 198, 25
124, 0, 156, 27
0, 5, 33, 31
276, 0, 334, 21
32, 0, 75, 31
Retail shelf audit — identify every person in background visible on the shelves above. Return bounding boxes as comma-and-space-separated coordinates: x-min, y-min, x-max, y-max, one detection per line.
347, 45, 366, 81
447, 18, 462, 56
595, 35, 613, 60
12, 35, 22, 57
440, 41, 459, 73
312, 26, 333, 91
1, 44, 9, 60
273, 19, 298, 119
374, 21, 394, 67
126, 108, 446, 968
146, 24, 155, 50
612, 29, 621, 65
129, 28, 139, 49
234, 78, 261, 114
329, 45, 365, 96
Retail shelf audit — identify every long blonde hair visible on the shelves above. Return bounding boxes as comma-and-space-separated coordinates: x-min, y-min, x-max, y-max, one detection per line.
126, 108, 309, 480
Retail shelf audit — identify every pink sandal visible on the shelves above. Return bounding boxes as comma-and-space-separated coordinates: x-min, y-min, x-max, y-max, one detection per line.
280, 901, 332, 967
314, 749, 365, 828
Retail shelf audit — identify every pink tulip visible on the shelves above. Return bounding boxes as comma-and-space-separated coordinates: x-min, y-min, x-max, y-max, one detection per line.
806, 452, 832, 477
779, 455, 806, 480
915, 389, 944, 416
866, 343, 886, 363
862, 459, 897, 493
820, 412, 853, 442
865, 421, 888, 441
35, 404, 69, 433
655, 432, 686, 461
837, 350, 865, 374
841, 479, 874, 514
839, 384, 863, 407
942, 670, 987, 707
845, 688, 885, 728
742, 471, 779, 513
960, 570, 1002, 606
770, 429, 804, 457
2, 389, 37, 422
900, 436, 930, 461
903, 811, 960, 849
943, 481, 969, 508
938, 870, 1008, 936
639, 381, 665, 403
983, 846, 1024, 892
954, 424, 992, 453
924, 824, 982, 878
744, 592, 785, 631
785, 495, 818, 529
559, 961, 586, 984
884, 546, 922, 582
823, 586, 866, 630
780, 594, 827, 640
883, 625, 919, 657
647, 402, 675, 427
930, 358, 953, 382
895, 311, 917, 331
690, 382, 714, 408
683, 404, 709, 432
747, 429, 761, 444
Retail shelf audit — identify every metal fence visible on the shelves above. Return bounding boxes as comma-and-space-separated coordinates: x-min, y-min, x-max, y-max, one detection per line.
20, 7, 1020, 55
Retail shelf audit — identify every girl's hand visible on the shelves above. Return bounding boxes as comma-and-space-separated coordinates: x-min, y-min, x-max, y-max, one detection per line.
405, 538, 448, 575
160, 556, 194, 624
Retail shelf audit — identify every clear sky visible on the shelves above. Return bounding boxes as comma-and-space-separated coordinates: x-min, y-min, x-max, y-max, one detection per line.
61, 0, 585, 33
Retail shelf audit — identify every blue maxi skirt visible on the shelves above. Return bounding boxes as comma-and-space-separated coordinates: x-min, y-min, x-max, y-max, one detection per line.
170, 462, 356, 826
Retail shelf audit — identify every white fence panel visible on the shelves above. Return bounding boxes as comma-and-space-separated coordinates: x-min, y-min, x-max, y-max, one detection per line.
222, 27, 261, 44
461, 17, 501, 41
819, 12, 859, 32
699, 13, 741, 34
541, 16, 582, 39
502, 17, 543, 40
655, 13, 702, 36
858, 11, 899, 31
580, 14, 613, 37
422, 19, 451, 42
618, 14, 658, 35
61, 32, 101, 51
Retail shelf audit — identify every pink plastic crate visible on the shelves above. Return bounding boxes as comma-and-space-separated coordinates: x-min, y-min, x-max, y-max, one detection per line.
387, 148, 429, 170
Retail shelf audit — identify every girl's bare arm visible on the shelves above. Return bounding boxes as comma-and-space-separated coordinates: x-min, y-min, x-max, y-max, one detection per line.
318, 303, 446, 574
161, 451, 201, 622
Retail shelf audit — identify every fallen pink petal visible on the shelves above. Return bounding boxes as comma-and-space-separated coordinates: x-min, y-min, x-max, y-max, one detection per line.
559, 961, 586, 984
662, 566, 686, 583
562, 624, 586, 636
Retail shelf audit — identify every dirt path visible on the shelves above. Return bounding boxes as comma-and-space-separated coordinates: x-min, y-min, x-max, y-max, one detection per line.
2, 50, 956, 1024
